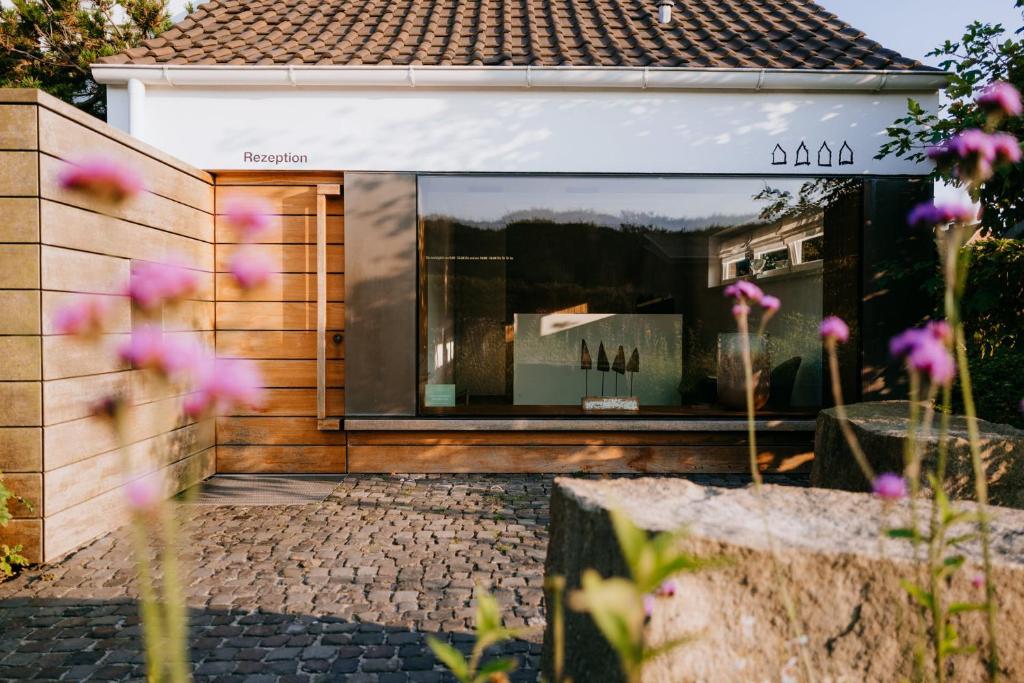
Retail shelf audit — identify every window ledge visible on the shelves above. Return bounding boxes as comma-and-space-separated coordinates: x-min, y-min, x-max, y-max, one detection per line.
343, 418, 817, 432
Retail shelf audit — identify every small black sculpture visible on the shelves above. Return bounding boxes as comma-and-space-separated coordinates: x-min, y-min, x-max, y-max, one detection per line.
597, 343, 609, 396
626, 347, 640, 395
580, 339, 592, 396
795, 141, 810, 166
612, 345, 626, 395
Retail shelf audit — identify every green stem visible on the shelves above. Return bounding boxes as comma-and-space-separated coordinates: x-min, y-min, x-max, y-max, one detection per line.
954, 322, 999, 681
130, 516, 165, 683
160, 500, 191, 683
738, 312, 815, 683
826, 341, 876, 485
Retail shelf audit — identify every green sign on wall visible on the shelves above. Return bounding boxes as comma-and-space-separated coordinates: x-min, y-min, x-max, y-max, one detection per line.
424, 384, 456, 407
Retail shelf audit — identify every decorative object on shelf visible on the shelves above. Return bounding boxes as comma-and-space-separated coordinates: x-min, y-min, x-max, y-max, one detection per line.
627, 347, 640, 395
582, 395, 640, 412
597, 342, 609, 396
612, 345, 626, 395
717, 333, 771, 410
580, 339, 592, 396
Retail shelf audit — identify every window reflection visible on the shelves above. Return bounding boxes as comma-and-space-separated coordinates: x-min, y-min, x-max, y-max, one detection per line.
419, 175, 852, 416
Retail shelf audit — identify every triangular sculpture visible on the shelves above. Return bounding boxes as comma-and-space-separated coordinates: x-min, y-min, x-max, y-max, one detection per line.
612, 345, 626, 395
771, 143, 787, 166
580, 339, 592, 396
627, 348, 640, 395
597, 342, 609, 395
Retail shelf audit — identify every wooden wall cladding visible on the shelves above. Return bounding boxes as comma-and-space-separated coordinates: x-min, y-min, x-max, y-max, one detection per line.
213, 172, 345, 474
0, 89, 215, 563
347, 431, 815, 474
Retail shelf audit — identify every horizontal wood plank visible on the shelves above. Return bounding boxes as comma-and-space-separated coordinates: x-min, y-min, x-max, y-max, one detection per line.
38, 107, 213, 213
0, 291, 39, 334
348, 444, 814, 474
40, 200, 213, 271
0, 104, 38, 150
216, 331, 344, 360
44, 447, 214, 561
2, 472, 41, 518
346, 431, 814, 447
215, 186, 342, 215
0, 151, 38, 196
217, 445, 344, 473
45, 419, 214, 515
215, 244, 344, 274
41, 245, 128, 295
39, 154, 213, 243
0, 336, 41, 380
252, 359, 344, 387
216, 214, 343, 245
213, 172, 344, 186
215, 302, 344, 331
217, 416, 347, 445
41, 292, 130, 335
0, 382, 41, 427
0, 518, 41, 563
0, 427, 42, 472
0, 197, 40, 242
0, 244, 40, 288
215, 272, 344, 302
227, 388, 344, 416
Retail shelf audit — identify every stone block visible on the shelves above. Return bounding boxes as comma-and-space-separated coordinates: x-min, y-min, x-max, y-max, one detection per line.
812, 401, 1024, 508
544, 477, 1024, 682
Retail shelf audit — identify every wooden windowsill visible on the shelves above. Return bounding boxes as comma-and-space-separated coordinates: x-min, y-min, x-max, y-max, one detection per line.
343, 418, 817, 432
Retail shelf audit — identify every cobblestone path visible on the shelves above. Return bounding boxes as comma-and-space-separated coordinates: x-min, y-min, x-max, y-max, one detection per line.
0, 473, 803, 682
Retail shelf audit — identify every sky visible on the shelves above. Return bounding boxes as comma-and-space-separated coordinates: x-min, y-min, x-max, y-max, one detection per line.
817, 0, 1022, 65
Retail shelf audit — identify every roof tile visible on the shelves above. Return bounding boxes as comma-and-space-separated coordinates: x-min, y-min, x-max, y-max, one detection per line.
97, 0, 928, 70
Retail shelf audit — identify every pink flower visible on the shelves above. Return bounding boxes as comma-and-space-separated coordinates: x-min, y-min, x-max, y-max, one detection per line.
760, 295, 781, 314
976, 82, 1022, 117
907, 201, 978, 230
125, 477, 161, 513
724, 280, 763, 302
186, 358, 265, 416
223, 198, 272, 239
656, 579, 678, 597
909, 337, 956, 385
872, 472, 908, 501
731, 302, 750, 319
990, 132, 1022, 164
820, 316, 849, 344
127, 259, 199, 310
58, 158, 143, 203
643, 594, 655, 618
890, 323, 956, 385
118, 326, 201, 378
970, 573, 986, 590
52, 296, 108, 337
925, 320, 953, 345
229, 247, 274, 289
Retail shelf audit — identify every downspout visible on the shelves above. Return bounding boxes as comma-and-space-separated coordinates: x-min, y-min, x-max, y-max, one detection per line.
127, 78, 146, 139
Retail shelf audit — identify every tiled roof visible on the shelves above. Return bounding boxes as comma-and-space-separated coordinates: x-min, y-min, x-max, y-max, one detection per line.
97, 0, 926, 70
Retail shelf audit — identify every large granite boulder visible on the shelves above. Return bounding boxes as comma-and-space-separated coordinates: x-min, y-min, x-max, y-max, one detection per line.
812, 401, 1024, 509
544, 477, 1024, 682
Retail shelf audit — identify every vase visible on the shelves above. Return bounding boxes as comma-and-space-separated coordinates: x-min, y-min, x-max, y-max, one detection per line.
717, 333, 770, 410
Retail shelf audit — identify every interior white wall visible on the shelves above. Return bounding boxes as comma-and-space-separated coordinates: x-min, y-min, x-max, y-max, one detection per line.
121, 86, 937, 175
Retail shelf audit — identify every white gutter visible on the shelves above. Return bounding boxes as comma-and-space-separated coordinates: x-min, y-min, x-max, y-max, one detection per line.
92, 65, 948, 92
126, 78, 145, 137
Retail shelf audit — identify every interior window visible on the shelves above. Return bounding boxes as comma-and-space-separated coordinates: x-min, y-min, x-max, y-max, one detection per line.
418, 176, 854, 416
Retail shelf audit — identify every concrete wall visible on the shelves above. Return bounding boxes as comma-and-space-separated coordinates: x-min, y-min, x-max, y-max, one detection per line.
105, 85, 937, 176
0, 89, 216, 563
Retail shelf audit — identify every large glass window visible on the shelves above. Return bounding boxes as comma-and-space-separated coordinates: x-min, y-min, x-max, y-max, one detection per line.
418, 175, 859, 416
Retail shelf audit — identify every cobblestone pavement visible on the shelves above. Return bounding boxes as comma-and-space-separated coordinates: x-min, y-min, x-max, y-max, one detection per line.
0, 473, 805, 682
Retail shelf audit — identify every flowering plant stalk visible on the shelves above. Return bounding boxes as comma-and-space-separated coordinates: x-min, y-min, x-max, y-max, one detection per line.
53, 158, 270, 681
724, 282, 815, 682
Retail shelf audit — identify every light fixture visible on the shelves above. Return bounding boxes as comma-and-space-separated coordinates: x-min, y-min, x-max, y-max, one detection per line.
658, 0, 673, 24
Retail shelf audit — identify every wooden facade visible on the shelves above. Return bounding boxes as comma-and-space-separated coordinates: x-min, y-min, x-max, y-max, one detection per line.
0, 88, 813, 563
213, 172, 346, 474
0, 89, 216, 562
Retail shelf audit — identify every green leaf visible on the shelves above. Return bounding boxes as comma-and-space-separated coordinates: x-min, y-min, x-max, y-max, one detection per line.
887, 528, 917, 539
473, 657, 517, 683
900, 580, 935, 611
947, 602, 986, 615
609, 509, 648, 578
568, 570, 645, 677
427, 638, 471, 683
